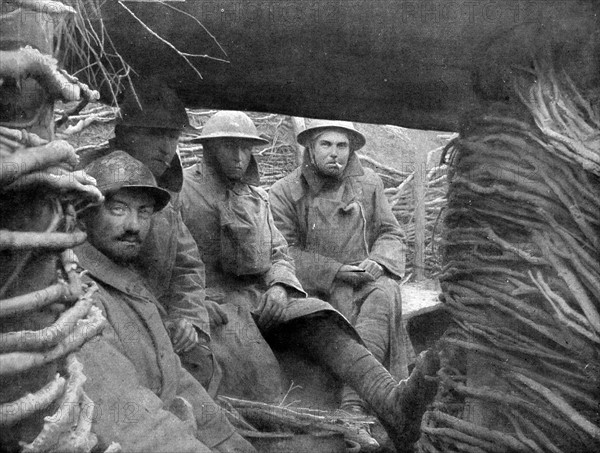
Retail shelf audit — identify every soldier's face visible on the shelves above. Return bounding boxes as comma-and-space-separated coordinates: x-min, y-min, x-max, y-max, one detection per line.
85, 188, 155, 263
118, 127, 181, 178
310, 130, 350, 178
210, 138, 255, 181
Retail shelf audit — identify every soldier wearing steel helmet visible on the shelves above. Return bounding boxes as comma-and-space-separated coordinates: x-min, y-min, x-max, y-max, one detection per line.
180, 111, 439, 452
75, 151, 255, 453
269, 120, 411, 440
180, 110, 303, 317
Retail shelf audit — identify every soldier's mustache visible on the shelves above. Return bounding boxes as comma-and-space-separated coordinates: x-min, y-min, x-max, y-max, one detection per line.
117, 233, 141, 243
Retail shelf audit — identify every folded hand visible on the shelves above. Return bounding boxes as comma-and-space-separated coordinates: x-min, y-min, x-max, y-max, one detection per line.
256, 284, 288, 330
165, 318, 198, 353
358, 258, 384, 280
336, 264, 376, 287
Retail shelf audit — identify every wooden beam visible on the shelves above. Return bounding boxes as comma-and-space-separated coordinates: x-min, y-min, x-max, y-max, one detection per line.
290, 117, 306, 166
413, 148, 427, 281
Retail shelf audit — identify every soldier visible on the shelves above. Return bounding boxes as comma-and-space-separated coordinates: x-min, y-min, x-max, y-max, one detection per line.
269, 120, 410, 423
76, 151, 254, 453
79, 79, 226, 391
179, 111, 439, 451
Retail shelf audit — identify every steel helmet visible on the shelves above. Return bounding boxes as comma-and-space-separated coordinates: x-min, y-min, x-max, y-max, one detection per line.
296, 119, 366, 151
195, 111, 269, 145
84, 151, 171, 211
117, 81, 195, 132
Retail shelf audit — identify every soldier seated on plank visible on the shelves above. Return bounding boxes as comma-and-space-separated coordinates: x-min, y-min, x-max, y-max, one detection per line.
269, 120, 412, 433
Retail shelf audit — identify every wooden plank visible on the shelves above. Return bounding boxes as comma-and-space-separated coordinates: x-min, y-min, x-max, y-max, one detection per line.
413, 147, 427, 280
290, 117, 306, 165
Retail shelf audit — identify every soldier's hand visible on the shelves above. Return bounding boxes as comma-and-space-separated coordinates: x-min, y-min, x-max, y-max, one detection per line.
256, 284, 288, 330
205, 300, 229, 326
358, 258, 384, 280
336, 264, 376, 287
165, 318, 199, 353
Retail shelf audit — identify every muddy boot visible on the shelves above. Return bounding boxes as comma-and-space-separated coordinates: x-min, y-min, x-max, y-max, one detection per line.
288, 315, 440, 452
377, 349, 440, 450
336, 345, 439, 451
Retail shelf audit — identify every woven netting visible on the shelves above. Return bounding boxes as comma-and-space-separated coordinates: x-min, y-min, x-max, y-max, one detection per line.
417, 60, 600, 452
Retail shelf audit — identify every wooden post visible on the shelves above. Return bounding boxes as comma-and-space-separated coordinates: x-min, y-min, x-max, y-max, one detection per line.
413, 148, 427, 281
290, 116, 306, 165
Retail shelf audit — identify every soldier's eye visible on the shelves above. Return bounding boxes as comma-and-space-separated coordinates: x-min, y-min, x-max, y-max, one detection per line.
109, 204, 127, 215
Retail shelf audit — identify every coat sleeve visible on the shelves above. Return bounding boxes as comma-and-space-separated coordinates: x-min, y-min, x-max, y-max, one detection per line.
78, 308, 213, 453
368, 174, 407, 278
162, 210, 211, 338
269, 181, 343, 296
262, 189, 307, 297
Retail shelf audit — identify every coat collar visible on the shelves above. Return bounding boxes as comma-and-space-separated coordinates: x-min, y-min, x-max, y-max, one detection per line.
300, 149, 364, 194
75, 242, 162, 311
157, 152, 184, 193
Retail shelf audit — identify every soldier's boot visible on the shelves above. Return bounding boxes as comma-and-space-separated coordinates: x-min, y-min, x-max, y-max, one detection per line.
290, 315, 440, 452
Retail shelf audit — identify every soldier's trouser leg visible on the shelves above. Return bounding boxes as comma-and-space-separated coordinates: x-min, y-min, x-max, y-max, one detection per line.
340, 287, 391, 412
355, 287, 391, 363
283, 314, 438, 451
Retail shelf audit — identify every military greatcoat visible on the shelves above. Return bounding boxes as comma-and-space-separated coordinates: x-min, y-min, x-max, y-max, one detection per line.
269, 151, 410, 378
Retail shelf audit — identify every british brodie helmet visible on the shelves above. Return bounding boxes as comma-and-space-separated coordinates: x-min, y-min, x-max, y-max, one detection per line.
195, 111, 269, 145
296, 119, 366, 151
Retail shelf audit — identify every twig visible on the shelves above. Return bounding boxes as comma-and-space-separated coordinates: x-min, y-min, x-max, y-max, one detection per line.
14, 0, 75, 15
511, 372, 600, 440
157, 1, 229, 58
0, 374, 66, 427
0, 231, 87, 251
118, 0, 229, 84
